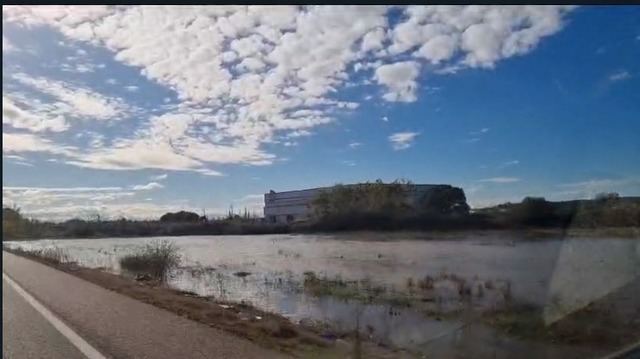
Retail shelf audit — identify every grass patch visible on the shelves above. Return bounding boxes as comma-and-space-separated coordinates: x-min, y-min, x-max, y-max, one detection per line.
302, 272, 391, 303
3, 245, 70, 265
119, 240, 181, 282
482, 305, 546, 339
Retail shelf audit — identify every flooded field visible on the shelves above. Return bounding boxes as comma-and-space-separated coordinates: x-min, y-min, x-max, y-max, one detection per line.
5, 231, 639, 357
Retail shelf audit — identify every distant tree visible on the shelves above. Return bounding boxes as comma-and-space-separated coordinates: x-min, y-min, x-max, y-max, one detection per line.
3, 206, 24, 240
159, 211, 203, 223
3, 206, 23, 222
419, 186, 470, 215
310, 180, 470, 222
311, 180, 412, 218
509, 197, 556, 226
595, 192, 620, 202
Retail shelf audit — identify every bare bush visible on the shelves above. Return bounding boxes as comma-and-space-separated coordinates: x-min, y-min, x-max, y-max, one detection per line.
119, 240, 181, 282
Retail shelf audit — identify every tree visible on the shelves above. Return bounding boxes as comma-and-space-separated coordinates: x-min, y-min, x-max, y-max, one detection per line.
595, 192, 620, 202
3, 207, 24, 240
510, 197, 556, 226
419, 186, 470, 215
3, 206, 23, 222
311, 181, 412, 218
159, 211, 203, 223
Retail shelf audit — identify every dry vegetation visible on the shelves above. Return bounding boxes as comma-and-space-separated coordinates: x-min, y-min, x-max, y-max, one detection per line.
119, 240, 181, 282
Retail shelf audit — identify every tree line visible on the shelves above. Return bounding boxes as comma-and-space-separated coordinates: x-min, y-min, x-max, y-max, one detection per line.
3, 181, 639, 240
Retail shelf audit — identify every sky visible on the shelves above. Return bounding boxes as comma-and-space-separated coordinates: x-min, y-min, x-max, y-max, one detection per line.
2, 5, 640, 221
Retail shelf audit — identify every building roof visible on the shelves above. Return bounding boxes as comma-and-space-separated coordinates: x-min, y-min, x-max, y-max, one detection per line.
264, 183, 454, 196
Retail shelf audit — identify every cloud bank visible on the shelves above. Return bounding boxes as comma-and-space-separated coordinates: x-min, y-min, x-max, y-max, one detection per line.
3, 5, 576, 176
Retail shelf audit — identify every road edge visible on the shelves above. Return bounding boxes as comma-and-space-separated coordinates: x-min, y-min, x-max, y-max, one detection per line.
3, 271, 108, 359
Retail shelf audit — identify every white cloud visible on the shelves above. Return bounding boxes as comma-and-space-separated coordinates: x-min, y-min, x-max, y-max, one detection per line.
2, 188, 205, 221
64, 112, 271, 173
60, 61, 99, 74
3, 96, 69, 132
3, 186, 124, 192
4, 154, 35, 167
1, 183, 219, 221
341, 160, 356, 166
375, 61, 421, 102
398, 6, 574, 68
4, 6, 379, 172
2, 5, 577, 176
465, 127, 490, 143
415, 34, 459, 64
87, 132, 105, 148
3, 154, 26, 161
239, 194, 264, 201
125, 85, 139, 92
231, 193, 266, 215
470, 127, 490, 136
608, 70, 631, 82
236, 57, 266, 72
150, 173, 168, 181
361, 27, 387, 53
389, 131, 419, 150
478, 177, 521, 183
3, 36, 15, 52
381, 116, 389, 122
12, 73, 130, 121
3, 132, 76, 156
382, 6, 576, 69
348, 141, 362, 149
499, 160, 520, 168
12, 161, 35, 167
221, 51, 238, 63
131, 181, 164, 191
556, 178, 640, 198
195, 168, 224, 177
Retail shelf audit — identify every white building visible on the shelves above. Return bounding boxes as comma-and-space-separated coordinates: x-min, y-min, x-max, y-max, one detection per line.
264, 188, 324, 224
263, 184, 456, 224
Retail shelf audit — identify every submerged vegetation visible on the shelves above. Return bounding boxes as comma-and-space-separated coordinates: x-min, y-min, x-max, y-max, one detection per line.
3, 244, 404, 358
301, 271, 513, 317
119, 240, 181, 282
4, 232, 637, 354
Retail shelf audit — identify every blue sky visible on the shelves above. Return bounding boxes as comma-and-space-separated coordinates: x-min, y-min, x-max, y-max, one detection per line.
3, 6, 639, 221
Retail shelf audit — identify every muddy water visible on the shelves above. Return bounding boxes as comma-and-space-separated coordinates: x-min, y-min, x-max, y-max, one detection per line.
5, 232, 639, 357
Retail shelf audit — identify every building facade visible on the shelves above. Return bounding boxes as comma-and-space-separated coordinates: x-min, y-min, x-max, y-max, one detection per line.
264, 188, 324, 224
264, 184, 460, 224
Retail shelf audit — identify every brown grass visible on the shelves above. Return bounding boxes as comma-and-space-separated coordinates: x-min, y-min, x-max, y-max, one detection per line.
119, 240, 181, 282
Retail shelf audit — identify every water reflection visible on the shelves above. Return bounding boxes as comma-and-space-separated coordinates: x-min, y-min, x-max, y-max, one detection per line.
5, 232, 638, 356
544, 238, 640, 324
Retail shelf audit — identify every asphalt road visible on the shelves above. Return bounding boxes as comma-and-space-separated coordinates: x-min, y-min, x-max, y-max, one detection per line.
3, 279, 85, 359
2, 252, 286, 359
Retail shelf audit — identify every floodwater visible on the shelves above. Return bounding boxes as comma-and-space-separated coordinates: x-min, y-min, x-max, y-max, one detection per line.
5, 231, 639, 357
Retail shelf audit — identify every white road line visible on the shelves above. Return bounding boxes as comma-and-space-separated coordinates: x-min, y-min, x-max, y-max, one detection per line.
2, 272, 108, 359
